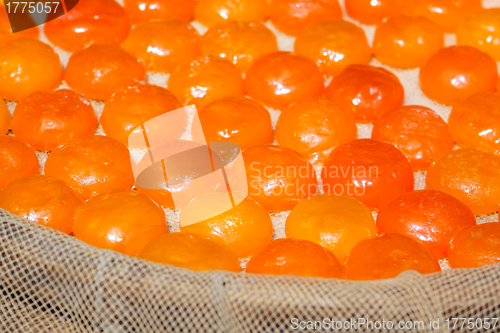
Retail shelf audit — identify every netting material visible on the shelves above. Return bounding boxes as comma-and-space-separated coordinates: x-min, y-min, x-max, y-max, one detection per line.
1, 209, 499, 333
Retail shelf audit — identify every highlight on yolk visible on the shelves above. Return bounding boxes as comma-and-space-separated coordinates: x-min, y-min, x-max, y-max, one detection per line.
0, 136, 39, 190
194, 96, 273, 151
322, 139, 414, 209
376, 189, 477, 260
246, 238, 344, 279
138, 232, 241, 272
201, 21, 278, 73
285, 194, 377, 263
64, 44, 146, 101
245, 52, 324, 109
44, 0, 130, 52
124, 0, 196, 24
345, 233, 441, 281
295, 20, 372, 76
324, 64, 404, 122
371, 105, 454, 170
457, 8, 500, 61
194, 0, 269, 27
73, 190, 167, 257
419, 46, 498, 106
373, 15, 444, 68
122, 21, 202, 73
11, 89, 97, 152
426, 148, 500, 215
100, 83, 183, 146
0, 38, 63, 102
269, 0, 342, 36
345, 0, 404, 25
44, 135, 135, 200
243, 144, 318, 212
0, 100, 10, 135
275, 97, 357, 164
407, 0, 482, 32
168, 55, 244, 109
180, 194, 273, 259
0, 3, 39, 48
448, 222, 500, 269
448, 93, 500, 155
0, 175, 82, 234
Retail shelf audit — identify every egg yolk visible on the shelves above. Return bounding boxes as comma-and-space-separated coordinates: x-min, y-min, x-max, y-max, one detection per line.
285, 194, 377, 263
73, 190, 166, 256
0, 100, 10, 135
457, 8, 500, 61
11, 89, 97, 152
324, 64, 404, 122
376, 190, 477, 259
124, 0, 195, 24
321, 139, 414, 209
0, 175, 82, 234
275, 97, 357, 164
246, 238, 344, 278
64, 44, 146, 101
44, 135, 135, 200
245, 52, 324, 109
0, 136, 39, 190
195, 0, 269, 27
44, 0, 130, 52
420, 46, 498, 106
371, 105, 454, 170
0, 38, 63, 101
345, 0, 404, 25
122, 21, 202, 73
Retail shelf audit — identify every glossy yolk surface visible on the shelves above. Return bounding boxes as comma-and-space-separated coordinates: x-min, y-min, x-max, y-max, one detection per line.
0, 175, 82, 234
138, 232, 240, 272
64, 44, 146, 101
419, 46, 498, 106
275, 97, 357, 164
346, 233, 441, 280
345, 0, 404, 25
376, 190, 476, 260
408, 0, 482, 32
246, 238, 344, 278
44, 0, 130, 52
285, 194, 377, 263
44, 135, 135, 200
202, 21, 278, 73
245, 52, 324, 109
324, 64, 404, 122
448, 222, 500, 269
0, 100, 10, 135
100, 83, 183, 146
426, 148, 500, 215
243, 144, 318, 212
373, 15, 444, 68
0, 3, 39, 48
295, 20, 372, 76
269, 0, 342, 36
122, 21, 202, 73
0, 38, 63, 102
124, 0, 195, 24
135, 140, 208, 209
195, 96, 273, 151
371, 105, 454, 170
457, 8, 500, 62
0, 136, 38, 190
168, 55, 244, 109
180, 195, 273, 259
195, 0, 269, 27
321, 139, 414, 209
73, 190, 166, 256
448, 93, 500, 155
11, 89, 97, 152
